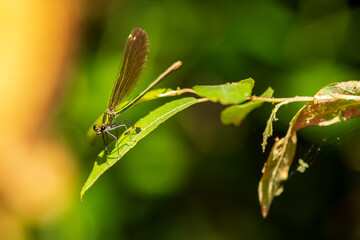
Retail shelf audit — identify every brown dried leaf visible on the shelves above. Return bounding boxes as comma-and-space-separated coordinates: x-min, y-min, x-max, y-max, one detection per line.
258, 132, 297, 218
292, 81, 360, 132
259, 81, 360, 218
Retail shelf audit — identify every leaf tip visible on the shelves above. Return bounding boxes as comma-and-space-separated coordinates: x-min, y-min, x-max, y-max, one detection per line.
80, 187, 87, 201
261, 205, 269, 218
261, 142, 266, 153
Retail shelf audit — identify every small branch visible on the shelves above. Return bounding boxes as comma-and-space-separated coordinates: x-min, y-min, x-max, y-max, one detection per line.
248, 94, 360, 103
328, 94, 360, 101
197, 97, 210, 103
160, 88, 195, 97
248, 96, 314, 103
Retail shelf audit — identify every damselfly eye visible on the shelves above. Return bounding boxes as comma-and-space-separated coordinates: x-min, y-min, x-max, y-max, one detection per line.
93, 124, 98, 131
101, 126, 106, 131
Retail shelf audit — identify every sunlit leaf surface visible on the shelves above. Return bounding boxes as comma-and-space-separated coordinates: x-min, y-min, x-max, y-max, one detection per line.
221, 87, 273, 126
82, 97, 200, 199
193, 78, 255, 105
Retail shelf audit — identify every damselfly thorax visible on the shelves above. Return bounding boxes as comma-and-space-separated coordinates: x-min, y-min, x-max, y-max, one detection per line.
93, 110, 116, 136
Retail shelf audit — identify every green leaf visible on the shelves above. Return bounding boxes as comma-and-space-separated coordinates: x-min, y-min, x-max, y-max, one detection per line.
262, 101, 289, 152
221, 87, 273, 126
81, 97, 201, 199
193, 78, 255, 105
258, 132, 297, 218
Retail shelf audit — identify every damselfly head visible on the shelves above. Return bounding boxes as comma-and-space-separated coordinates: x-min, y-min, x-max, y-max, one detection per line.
93, 124, 106, 135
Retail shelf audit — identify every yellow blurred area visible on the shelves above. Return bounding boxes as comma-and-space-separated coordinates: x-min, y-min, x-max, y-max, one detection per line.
0, 0, 78, 238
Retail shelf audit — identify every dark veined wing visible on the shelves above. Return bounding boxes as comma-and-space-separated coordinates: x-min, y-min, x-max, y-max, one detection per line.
107, 28, 149, 111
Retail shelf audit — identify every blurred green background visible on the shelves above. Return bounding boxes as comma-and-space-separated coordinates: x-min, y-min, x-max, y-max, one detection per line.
2, 0, 360, 239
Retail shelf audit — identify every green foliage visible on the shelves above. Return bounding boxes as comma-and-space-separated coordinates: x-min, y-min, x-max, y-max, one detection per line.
221, 87, 273, 126
83, 76, 360, 219
193, 78, 254, 105
81, 97, 199, 199
53, 1, 360, 237
83, 79, 256, 196
262, 101, 288, 152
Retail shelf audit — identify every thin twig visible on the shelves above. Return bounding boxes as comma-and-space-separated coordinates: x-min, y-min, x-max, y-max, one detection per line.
248, 96, 314, 103
248, 94, 360, 103
159, 88, 195, 97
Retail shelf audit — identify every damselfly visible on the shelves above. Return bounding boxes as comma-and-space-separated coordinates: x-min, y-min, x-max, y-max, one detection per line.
93, 28, 182, 154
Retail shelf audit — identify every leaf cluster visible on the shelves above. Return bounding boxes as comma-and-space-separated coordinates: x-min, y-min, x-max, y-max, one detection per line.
82, 77, 360, 218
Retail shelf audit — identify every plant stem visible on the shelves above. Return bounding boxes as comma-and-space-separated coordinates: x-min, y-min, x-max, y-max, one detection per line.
249, 94, 360, 103
160, 88, 195, 97
248, 96, 314, 103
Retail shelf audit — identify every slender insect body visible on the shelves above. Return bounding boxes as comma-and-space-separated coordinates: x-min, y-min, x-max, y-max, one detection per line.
92, 28, 182, 154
